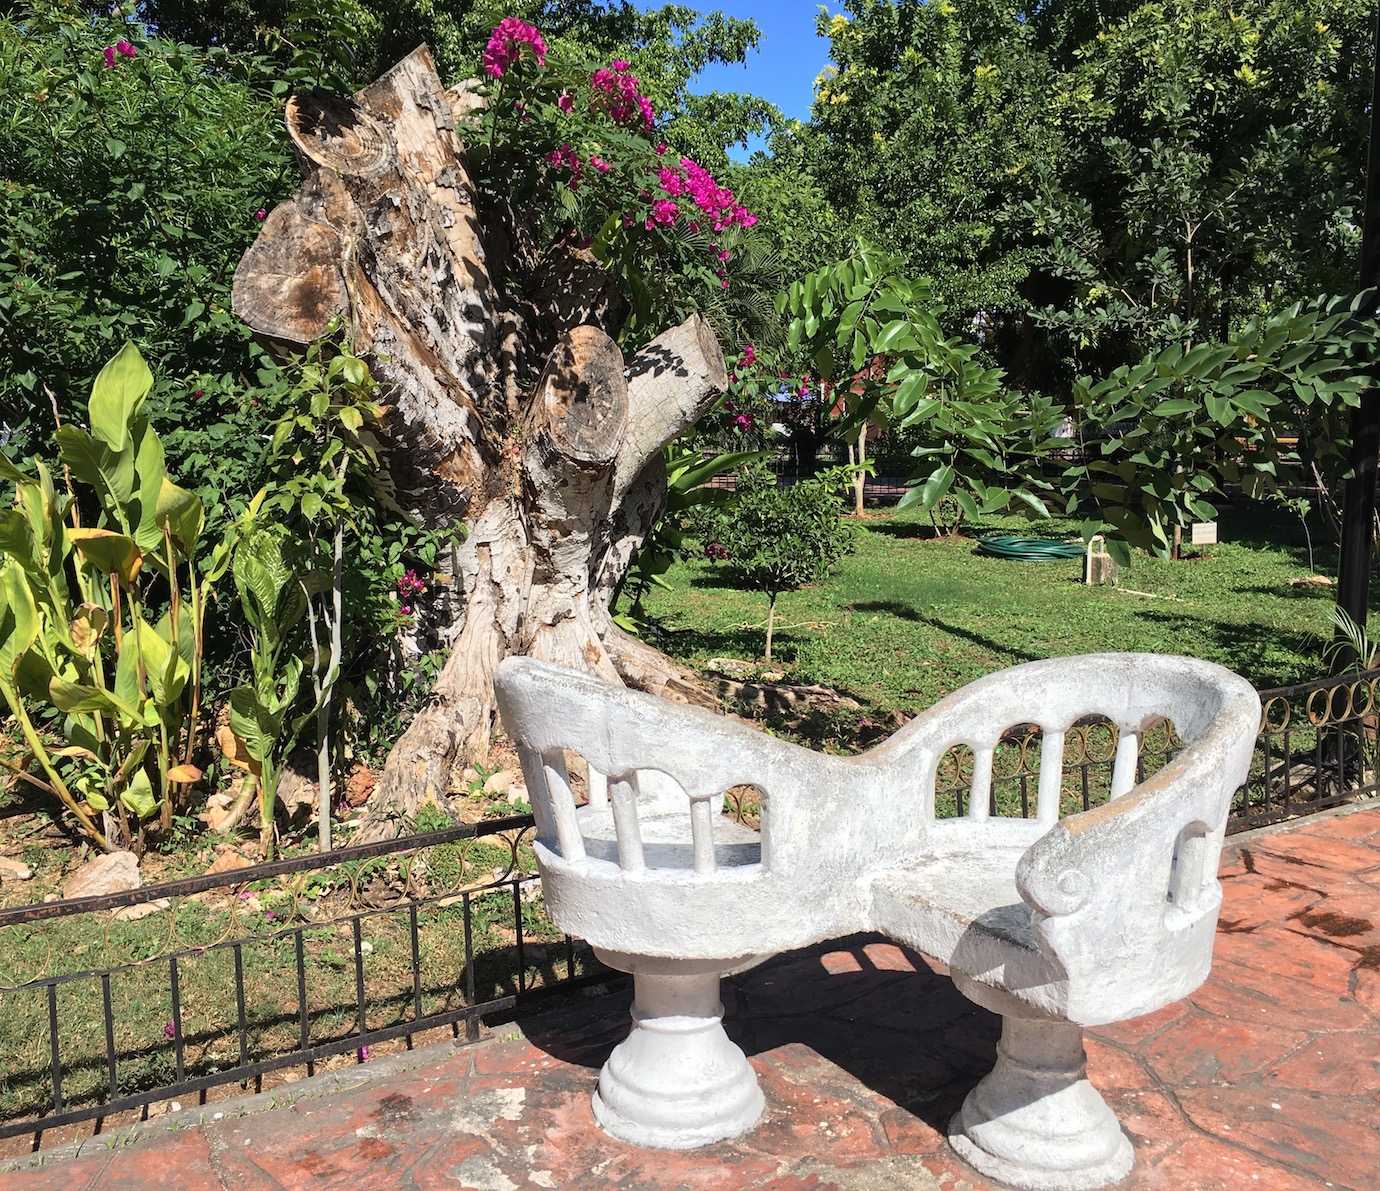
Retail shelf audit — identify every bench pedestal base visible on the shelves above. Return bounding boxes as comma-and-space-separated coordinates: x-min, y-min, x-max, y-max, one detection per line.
591, 963, 764, 1150
949, 1015, 1133, 1191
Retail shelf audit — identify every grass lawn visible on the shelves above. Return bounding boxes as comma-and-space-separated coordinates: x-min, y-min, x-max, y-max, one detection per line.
641, 500, 1350, 714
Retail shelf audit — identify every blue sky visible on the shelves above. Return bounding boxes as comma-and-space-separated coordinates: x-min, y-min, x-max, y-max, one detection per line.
633, 1, 834, 155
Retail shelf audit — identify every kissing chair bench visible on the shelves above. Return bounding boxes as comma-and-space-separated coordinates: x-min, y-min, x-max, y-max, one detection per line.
494, 653, 1259, 1190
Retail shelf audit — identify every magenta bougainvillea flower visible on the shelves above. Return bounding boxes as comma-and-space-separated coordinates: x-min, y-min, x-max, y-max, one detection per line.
589, 154, 610, 173
591, 60, 655, 129
116, 39, 137, 59
742, 343, 757, 367
483, 18, 547, 78
102, 45, 116, 68
254, 208, 267, 221
557, 91, 573, 114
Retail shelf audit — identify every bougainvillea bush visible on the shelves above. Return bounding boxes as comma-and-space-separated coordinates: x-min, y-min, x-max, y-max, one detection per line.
465, 18, 780, 346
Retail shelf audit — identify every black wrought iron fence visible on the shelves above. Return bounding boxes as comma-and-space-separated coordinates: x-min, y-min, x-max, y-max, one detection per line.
3, 665, 1377, 1144
0, 814, 611, 1144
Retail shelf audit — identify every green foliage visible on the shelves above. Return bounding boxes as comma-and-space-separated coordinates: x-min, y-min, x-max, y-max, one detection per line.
1066, 292, 1371, 562
0, 2, 289, 498
614, 442, 763, 631
0, 344, 222, 850
225, 510, 309, 858
708, 472, 857, 661
779, 244, 1065, 530
781, 0, 1372, 402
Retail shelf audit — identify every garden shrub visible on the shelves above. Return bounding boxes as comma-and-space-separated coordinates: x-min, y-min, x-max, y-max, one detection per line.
708, 473, 857, 662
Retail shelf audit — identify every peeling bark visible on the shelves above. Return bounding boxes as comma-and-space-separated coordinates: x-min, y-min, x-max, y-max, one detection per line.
234, 48, 727, 833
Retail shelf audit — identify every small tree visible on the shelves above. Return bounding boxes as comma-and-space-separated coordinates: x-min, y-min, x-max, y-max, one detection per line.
711, 472, 856, 663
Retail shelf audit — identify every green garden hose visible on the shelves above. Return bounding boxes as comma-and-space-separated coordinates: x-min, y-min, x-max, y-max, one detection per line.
976, 535, 1085, 562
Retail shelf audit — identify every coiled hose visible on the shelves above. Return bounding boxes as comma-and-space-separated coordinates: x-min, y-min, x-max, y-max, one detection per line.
976, 535, 1085, 562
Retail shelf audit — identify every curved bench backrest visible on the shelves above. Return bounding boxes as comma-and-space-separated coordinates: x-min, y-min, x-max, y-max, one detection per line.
494, 656, 855, 874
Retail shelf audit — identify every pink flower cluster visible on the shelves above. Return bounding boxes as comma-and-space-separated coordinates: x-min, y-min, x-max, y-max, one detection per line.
705, 542, 730, 562
657, 158, 758, 233
483, 18, 547, 78
102, 39, 137, 69
547, 142, 583, 186
590, 59, 655, 130
741, 343, 757, 367
397, 569, 427, 616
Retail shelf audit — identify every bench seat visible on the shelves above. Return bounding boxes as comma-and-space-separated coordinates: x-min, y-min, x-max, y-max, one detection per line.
870, 846, 1039, 965
576, 803, 762, 870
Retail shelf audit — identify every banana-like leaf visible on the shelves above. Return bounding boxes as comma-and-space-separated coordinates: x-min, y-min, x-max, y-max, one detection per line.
227, 686, 281, 765
0, 559, 38, 678
134, 618, 187, 707
155, 478, 203, 555
56, 426, 137, 516
120, 768, 158, 819
70, 528, 143, 583
89, 341, 153, 452
131, 419, 168, 553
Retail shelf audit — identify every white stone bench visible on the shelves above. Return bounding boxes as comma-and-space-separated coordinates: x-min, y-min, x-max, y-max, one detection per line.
495, 653, 1259, 1189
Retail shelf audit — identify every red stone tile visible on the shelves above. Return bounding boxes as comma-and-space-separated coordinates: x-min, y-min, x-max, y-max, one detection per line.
817, 948, 863, 975
1085, 1036, 1156, 1092
1106, 1088, 1189, 1168
1354, 961, 1380, 1019
859, 941, 921, 973
1269, 1029, 1380, 1094
1215, 872, 1327, 932
1094, 1000, 1190, 1046
1189, 958, 1371, 1033
1148, 1133, 1329, 1191
1305, 810, 1380, 842
1248, 831, 1380, 876
745, 1043, 891, 1167
90, 1132, 225, 1191
1285, 892, 1380, 951
876, 1104, 946, 1155
1141, 1009, 1309, 1086
1211, 925, 1360, 988
1178, 1085, 1380, 1189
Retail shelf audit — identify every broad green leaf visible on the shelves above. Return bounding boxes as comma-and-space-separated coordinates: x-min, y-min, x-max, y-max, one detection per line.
0, 559, 39, 677
57, 426, 137, 516
155, 478, 203, 554
135, 618, 184, 707
120, 768, 158, 819
48, 677, 127, 715
1012, 489, 1052, 518
130, 419, 168, 552
70, 529, 143, 583
920, 464, 955, 508
89, 342, 153, 452
228, 686, 279, 764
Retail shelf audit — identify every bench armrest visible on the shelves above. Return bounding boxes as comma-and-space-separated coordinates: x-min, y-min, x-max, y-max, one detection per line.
1014, 671, 1259, 1021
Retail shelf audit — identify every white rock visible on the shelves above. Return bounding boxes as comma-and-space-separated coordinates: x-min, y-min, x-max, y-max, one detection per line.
63, 850, 140, 900
0, 856, 33, 881
482, 768, 516, 796
495, 651, 1261, 1186
113, 898, 171, 922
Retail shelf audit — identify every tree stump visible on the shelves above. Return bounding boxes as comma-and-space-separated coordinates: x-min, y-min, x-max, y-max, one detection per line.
233, 47, 725, 833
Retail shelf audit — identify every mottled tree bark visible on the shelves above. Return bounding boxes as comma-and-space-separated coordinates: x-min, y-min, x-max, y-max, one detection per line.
233, 47, 724, 833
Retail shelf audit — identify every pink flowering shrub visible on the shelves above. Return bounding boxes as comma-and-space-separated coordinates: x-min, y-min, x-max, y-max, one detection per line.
590, 60, 655, 129
471, 16, 765, 323
483, 18, 546, 78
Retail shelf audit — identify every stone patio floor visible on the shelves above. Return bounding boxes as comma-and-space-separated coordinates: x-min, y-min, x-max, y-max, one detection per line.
5, 805, 1380, 1190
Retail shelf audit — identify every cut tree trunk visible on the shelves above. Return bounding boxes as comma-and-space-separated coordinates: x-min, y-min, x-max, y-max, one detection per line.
233, 47, 726, 836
